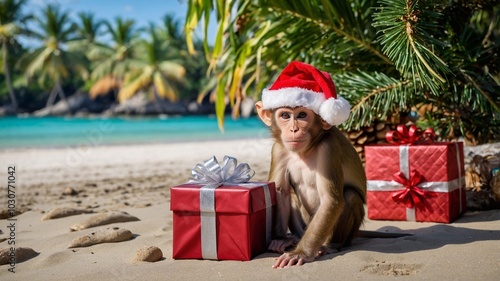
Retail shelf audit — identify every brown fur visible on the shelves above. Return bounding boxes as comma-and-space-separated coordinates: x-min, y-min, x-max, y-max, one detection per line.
256, 102, 367, 268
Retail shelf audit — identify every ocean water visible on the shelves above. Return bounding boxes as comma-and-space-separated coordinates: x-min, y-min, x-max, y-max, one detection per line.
0, 115, 270, 149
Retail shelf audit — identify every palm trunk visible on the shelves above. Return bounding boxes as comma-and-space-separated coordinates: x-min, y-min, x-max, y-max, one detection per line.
56, 81, 72, 114
2, 44, 18, 112
45, 86, 58, 115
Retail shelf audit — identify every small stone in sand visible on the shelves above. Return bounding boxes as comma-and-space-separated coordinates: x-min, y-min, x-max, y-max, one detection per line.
70, 211, 140, 231
133, 246, 163, 262
41, 207, 95, 221
0, 207, 31, 219
63, 187, 79, 196
0, 247, 39, 265
68, 227, 133, 248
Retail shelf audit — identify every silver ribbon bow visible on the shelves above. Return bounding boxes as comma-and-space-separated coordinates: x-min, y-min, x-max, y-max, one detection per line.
189, 155, 255, 187
188, 156, 255, 260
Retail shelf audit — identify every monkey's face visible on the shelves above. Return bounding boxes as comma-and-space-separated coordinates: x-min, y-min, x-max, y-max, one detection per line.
274, 107, 323, 153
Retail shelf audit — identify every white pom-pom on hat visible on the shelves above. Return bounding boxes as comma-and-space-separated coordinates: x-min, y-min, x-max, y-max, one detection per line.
319, 96, 351, 126
261, 61, 350, 126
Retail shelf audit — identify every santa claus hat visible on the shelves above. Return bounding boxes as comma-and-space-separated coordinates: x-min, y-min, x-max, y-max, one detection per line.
261, 61, 351, 126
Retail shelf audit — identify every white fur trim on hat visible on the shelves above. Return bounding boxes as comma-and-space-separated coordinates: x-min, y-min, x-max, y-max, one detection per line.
262, 87, 351, 126
261, 87, 324, 114
319, 96, 351, 126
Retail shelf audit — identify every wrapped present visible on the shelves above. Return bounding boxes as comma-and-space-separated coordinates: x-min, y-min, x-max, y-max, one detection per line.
170, 156, 276, 261
365, 125, 466, 223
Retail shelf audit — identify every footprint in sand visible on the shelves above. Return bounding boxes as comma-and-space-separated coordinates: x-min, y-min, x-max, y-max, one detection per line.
68, 227, 133, 248
361, 260, 424, 276
70, 211, 140, 231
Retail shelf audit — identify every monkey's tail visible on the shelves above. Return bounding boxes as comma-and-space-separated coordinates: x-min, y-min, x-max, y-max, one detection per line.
357, 230, 413, 239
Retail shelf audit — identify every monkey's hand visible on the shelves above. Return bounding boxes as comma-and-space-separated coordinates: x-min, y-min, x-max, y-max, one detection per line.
268, 236, 299, 254
272, 251, 315, 268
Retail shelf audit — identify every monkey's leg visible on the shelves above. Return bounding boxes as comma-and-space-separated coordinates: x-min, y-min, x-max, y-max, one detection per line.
330, 186, 365, 250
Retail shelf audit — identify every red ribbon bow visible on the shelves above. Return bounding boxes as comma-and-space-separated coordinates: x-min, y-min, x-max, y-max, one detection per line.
391, 170, 433, 208
386, 125, 436, 144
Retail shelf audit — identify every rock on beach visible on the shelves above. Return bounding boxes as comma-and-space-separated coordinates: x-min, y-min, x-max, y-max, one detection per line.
41, 207, 95, 221
0, 247, 39, 265
70, 211, 140, 231
68, 227, 133, 248
133, 246, 163, 262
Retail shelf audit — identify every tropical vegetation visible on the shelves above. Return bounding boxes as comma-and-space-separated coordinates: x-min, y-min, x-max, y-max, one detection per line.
0, 0, 30, 112
0, 0, 209, 115
1, 0, 499, 144
185, 0, 500, 144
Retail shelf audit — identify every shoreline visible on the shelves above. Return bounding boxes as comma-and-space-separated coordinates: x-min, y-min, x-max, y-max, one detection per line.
0, 134, 271, 152
0, 115, 270, 151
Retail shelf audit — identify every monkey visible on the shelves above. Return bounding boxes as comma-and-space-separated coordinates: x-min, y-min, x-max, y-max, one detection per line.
256, 102, 367, 268
255, 61, 369, 268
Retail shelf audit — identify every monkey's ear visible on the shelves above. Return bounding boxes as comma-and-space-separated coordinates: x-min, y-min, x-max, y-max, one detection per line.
255, 101, 272, 126
321, 119, 333, 130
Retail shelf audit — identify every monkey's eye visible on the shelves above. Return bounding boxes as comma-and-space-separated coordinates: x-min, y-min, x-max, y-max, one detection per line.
297, 112, 307, 118
280, 112, 291, 119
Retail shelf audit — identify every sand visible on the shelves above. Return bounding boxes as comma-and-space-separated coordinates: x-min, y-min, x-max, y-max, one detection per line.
0, 138, 499, 281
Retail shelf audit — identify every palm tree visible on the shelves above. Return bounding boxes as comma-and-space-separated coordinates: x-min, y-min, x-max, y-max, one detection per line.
160, 14, 209, 102
69, 11, 105, 92
69, 11, 105, 53
162, 13, 185, 51
185, 0, 500, 143
19, 4, 88, 113
118, 22, 186, 107
0, 0, 31, 112
88, 17, 141, 99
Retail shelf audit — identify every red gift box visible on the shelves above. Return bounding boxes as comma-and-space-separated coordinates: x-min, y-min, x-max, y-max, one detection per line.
170, 182, 276, 261
365, 142, 466, 223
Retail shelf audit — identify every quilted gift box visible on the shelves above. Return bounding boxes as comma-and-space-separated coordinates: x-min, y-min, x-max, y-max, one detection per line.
170, 156, 276, 261
365, 142, 466, 223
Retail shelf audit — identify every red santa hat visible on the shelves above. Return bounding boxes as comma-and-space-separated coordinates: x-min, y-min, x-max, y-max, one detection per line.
261, 61, 351, 126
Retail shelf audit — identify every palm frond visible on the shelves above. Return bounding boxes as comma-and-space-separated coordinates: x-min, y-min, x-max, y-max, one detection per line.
118, 73, 147, 103
24, 47, 51, 78
153, 72, 177, 102
89, 75, 121, 98
158, 61, 186, 78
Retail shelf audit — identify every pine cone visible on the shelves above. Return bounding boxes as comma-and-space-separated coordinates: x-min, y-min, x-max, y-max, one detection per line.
342, 121, 392, 164
465, 152, 500, 210
465, 168, 483, 192
468, 154, 500, 188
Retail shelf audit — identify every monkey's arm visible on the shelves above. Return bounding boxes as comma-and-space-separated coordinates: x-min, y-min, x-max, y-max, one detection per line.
293, 168, 343, 258
274, 143, 344, 267
268, 144, 290, 238
268, 144, 295, 253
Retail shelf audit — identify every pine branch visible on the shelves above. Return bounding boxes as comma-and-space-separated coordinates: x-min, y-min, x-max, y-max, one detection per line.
373, 0, 451, 94
335, 70, 417, 130
261, 1, 392, 65
461, 70, 500, 112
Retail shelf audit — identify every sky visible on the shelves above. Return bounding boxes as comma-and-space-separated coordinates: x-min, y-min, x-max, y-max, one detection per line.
24, 0, 216, 43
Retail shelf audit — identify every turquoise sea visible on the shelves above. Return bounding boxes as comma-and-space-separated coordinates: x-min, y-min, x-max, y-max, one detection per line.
0, 115, 270, 149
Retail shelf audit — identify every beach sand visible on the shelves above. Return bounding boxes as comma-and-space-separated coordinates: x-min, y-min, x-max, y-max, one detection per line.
0, 139, 499, 280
